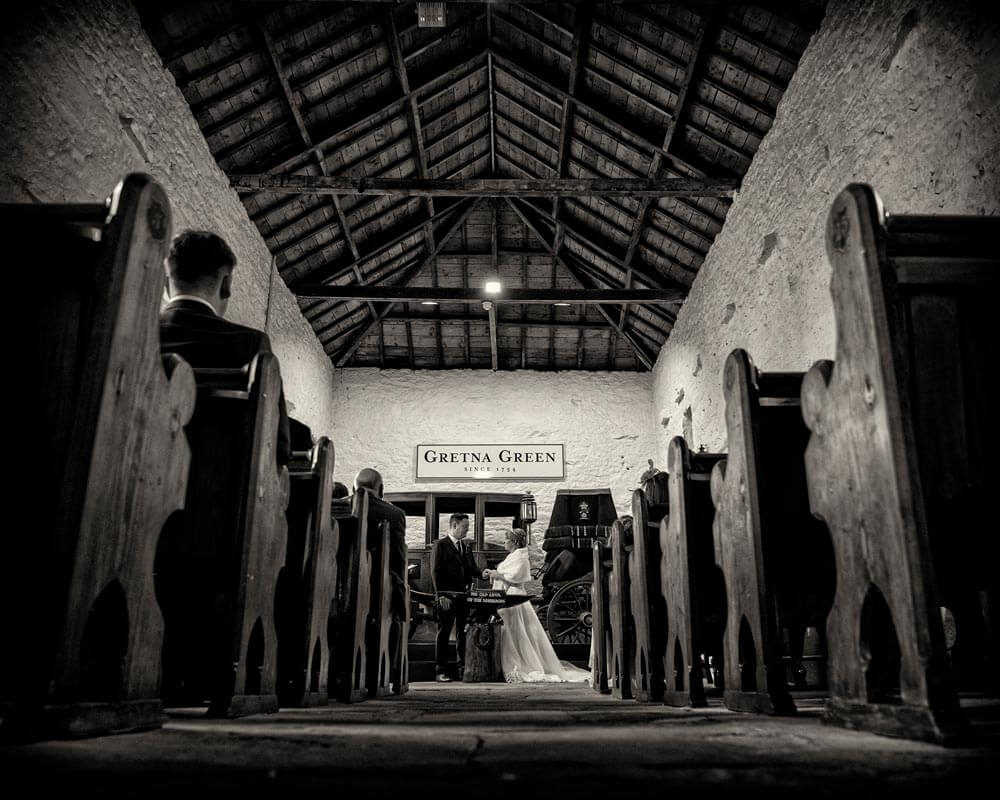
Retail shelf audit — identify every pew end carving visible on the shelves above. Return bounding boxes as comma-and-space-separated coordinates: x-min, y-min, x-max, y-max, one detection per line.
279, 434, 338, 707
608, 518, 634, 700
712, 349, 835, 715
331, 491, 373, 703
1, 175, 195, 740
156, 352, 289, 719
591, 541, 612, 694
661, 437, 727, 708
802, 184, 997, 743
629, 489, 666, 702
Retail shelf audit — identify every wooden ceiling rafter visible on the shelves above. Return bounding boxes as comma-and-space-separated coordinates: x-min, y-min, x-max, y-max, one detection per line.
614, 9, 714, 361
249, 2, 381, 328
331, 196, 485, 367
506, 197, 654, 370
142, 1, 823, 372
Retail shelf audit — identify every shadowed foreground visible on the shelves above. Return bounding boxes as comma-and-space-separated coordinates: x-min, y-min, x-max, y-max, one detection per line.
3, 683, 997, 798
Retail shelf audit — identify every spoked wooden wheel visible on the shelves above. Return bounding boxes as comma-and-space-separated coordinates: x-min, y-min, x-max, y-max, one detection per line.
545, 578, 593, 645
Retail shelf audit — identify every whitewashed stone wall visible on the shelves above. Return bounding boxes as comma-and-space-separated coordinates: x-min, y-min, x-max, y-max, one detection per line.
330, 369, 657, 569
652, 0, 1000, 458
0, 0, 337, 435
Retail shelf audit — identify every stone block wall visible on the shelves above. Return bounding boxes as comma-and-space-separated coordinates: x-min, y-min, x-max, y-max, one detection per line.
652, 0, 999, 457
0, 0, 337, 436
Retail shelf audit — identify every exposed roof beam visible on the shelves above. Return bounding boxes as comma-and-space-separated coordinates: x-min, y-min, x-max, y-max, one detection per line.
492, 48, 708, 178
252, 4, 377, 324
384, 313, 612, 330
505, 197, 655, 370
294, 287, 683, 304
230, 175, 738, 197
490, 197, 499, 371
331, 197, 483, 367
616, 12, 714, 360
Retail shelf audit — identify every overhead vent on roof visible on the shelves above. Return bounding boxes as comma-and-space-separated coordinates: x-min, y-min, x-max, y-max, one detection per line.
417, 2, 447, 28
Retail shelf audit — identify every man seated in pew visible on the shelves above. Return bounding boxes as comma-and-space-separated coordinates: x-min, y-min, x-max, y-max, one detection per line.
352, 468, 408, 628
332, 467, 408, 678
332, 481, 350, 500
159, 229, 291, 465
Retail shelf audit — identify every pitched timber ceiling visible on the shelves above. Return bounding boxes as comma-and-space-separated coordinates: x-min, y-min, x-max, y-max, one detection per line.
137, 0, 825, 371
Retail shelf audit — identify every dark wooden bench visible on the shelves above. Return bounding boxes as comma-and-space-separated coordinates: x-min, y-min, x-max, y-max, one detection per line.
0, 174, 195, 740
363, 493, 408, 697
660, 436, 727, 708
278, 435, 338, 707
801, 184, 998, 742
710, 349, 835, 715
629, 489, 667, 701
590, 540, 612, 694
155, 352, 289, 718
330, 490, 373, 702
607, 518, 633, 700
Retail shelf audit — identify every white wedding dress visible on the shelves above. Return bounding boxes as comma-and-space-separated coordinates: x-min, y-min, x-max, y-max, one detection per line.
491, 547, 591, 684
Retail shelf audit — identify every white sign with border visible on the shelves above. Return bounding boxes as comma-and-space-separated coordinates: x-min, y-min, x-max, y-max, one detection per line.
415, 444, 565, 481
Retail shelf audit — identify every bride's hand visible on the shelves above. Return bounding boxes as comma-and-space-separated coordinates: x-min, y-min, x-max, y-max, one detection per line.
482, 569, 491, 579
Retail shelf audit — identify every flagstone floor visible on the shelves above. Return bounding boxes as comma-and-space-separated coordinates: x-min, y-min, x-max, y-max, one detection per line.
3, 683, 997, 799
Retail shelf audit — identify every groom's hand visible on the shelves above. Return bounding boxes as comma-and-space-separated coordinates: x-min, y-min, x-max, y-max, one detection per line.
437, 596, 452, 612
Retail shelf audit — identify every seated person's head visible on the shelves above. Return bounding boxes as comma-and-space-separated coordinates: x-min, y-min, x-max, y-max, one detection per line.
354, 467, 384, 498
331, 481, 349, 499
448, 513, 470, 539
508, 528, 528, 550
165, 230, 237, 316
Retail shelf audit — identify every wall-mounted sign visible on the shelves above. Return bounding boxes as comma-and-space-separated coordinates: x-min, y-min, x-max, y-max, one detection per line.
415, 444, 565, 481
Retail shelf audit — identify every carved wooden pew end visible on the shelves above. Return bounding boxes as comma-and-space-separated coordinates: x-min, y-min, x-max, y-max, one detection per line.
801, 184, 995, 743
1, 175, 195, 741
661, 436, 726, 709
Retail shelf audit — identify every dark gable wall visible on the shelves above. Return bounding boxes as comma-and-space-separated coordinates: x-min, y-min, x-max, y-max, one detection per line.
652, 0, 999, 456
0, 0, 337, 437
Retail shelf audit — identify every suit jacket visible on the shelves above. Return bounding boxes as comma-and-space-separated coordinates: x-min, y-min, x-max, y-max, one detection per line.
365, 493, 408, 619
431, 535, 477, 596
160, 298, 291, 465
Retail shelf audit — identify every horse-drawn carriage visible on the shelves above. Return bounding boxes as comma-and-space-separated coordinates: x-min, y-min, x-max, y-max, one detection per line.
534, 488, 620, 647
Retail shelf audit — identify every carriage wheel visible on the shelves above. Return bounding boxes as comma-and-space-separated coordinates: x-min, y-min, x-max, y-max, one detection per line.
545, 579, 593, 645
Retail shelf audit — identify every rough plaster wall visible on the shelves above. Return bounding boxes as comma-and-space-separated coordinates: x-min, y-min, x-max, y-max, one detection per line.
331, 369, 657, 576
652, 0, 1000, 458
0, 0, 336, 435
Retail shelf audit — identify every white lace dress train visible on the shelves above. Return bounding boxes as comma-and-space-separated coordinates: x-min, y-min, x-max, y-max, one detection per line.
492, 548, 590, 684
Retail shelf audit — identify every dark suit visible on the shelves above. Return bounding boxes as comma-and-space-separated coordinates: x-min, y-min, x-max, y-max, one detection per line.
160, 298, 291, 465
365, 493, 408, 621
430, 535, 478, 676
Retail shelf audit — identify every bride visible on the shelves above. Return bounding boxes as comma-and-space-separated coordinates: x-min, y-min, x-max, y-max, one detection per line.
482, 528, 591, 684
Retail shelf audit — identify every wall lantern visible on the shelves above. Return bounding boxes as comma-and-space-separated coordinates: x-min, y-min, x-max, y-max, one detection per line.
519, 491, 537, 544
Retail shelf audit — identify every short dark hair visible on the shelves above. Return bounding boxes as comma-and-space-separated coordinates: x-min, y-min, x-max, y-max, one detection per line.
449, 513, 469, 527
166, 230, 236, 284
331, 481, 349, 499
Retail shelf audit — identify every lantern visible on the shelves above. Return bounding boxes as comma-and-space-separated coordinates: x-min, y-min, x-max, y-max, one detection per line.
519, 491, 537, 544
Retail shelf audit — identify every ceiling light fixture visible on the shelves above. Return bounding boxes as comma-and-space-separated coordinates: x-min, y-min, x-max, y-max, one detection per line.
553, 302, 572, 307
416, 2, 446, 28
484, 280, 502, 294
420, 300, 438, 306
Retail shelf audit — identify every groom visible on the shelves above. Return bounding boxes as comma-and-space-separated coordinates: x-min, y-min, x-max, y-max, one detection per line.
430, 513, 478, 682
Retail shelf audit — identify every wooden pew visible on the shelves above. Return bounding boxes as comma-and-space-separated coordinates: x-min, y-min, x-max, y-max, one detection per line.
1, 174, 195, 740
364, 493, 409, 697
801, 184, 998, 742
661, 436, 727, 708
278, 436, 338, 707
629, 489, 667, 702
607, 518, 633, 700
590, 540, 612, 694
330, 490, 373, 703
710, 349, 835, 715
155, 352, 289, 718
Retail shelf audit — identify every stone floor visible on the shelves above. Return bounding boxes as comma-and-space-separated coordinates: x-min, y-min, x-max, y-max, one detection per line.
3, 684, 997, 799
